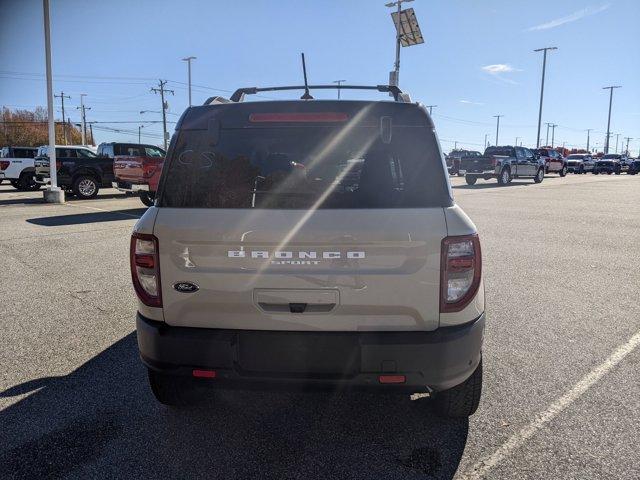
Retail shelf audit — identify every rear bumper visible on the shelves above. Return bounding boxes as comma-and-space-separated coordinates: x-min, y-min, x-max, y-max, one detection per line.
112, 181, 149, 193
136, 312, 485, 392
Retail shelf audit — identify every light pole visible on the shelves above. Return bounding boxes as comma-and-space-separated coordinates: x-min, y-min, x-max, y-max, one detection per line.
425, 105, 437, 115
182, 56, 196, 107
138, 125, 144, 143
586, 129, 592, 152
550, 123, 557, 148
614, 133, 620, 153
332, 80, 346, 99
42, 0, 63, 203
515, 136, 520, 147
494, 115, 503, 146
603, 85, 621, 154
484, 133, 489, 148
384, 0, 416, 87
545, 122, 552, 146
534, 47, 557, 148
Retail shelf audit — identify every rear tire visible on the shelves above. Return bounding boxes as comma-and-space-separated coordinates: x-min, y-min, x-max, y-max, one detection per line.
148, 369, 197, 407
534, 168, 544, 183
578, 166, 584, 174
497, 168, 511, 185
433, 359, 482, 418
140, 191, 155, 207
465, 175, 477, 185
559, 165, 567, 177
72, 175, 99, 199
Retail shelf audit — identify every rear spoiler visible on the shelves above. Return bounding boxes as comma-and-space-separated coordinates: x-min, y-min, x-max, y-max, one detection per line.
203, 85, 411, 104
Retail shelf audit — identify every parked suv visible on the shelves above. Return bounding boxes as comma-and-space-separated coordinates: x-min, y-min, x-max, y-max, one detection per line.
132, 86, 485, 417
593, 154, 622, 175
535, 148, 567, 176
565, 153, 595, 174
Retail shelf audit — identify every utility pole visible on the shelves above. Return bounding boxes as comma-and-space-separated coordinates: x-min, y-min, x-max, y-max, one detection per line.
586, 129, 592, 152
494, 115, 503, 146
534, 47, 558, 148
151, 79, 175, 151
515, 136, 520, 147
484, 133, 489, 148
550, 123, 557, 148
138, 125, 144, 143
332, 80, 346, 99
54, 91, 70, 145
603, 85, 621, 154
181, 56, 196, 107
623, 137, 632, 155
425, 105, 437, 115
614, 133, 620, 153
454, 141, 458, 150
89, 123, 94, 145
77, 94, 90, 145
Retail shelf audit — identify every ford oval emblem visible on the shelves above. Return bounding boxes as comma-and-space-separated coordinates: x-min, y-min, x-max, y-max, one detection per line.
173, 282, 199, 293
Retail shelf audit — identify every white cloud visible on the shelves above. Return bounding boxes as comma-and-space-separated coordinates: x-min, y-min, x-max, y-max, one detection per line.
482, 64, 516, 74
527, 3, 611, 31
459, 100, 485, 106
481, 64, 521, 85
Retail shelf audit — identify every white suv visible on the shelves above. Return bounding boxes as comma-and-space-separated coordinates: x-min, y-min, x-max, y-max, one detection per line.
131, 85, 485, 417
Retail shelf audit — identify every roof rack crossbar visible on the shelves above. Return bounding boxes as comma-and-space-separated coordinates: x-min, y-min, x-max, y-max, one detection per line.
229, 85, 404, 103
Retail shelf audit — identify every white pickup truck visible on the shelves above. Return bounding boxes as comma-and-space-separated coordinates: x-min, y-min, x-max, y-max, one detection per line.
0, 146, 41, 191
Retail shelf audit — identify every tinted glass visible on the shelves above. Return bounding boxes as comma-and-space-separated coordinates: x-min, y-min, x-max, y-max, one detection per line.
160, 123, 450, 209
56, 148, 77, 158
144, 146, 165, 157
602, 154, 620, 159
566, 155, 584, 159
485, 147, 514, 157
77, 149, 97, 158
13, 148, 37, 158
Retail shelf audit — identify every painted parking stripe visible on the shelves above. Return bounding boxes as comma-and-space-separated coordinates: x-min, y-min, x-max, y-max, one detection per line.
461, 329, 640, 479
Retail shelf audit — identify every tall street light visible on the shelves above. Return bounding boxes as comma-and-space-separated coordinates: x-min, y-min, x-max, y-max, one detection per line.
586, 129, 592, 152
385, 0, 422, 87
138, 125, 144, 143
42, 0, 63, 203
494, 115, 503, 146
603, 85, 621, 153
333, 79, 346, 99
182, 56, 196, 107
534, 47, 557, 148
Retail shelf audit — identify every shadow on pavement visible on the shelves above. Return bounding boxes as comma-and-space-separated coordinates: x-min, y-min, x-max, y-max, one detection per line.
0, 197, 47, 206
26, 209, 147, 226
0, 334, 469, 480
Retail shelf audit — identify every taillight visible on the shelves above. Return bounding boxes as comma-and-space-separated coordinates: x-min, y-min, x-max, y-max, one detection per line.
0, 161, 10, 170
440, 234, 481, 313
130, 232, 162, 307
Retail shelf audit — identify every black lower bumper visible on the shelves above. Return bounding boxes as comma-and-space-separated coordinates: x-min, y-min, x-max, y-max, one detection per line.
136, 313, 485, 392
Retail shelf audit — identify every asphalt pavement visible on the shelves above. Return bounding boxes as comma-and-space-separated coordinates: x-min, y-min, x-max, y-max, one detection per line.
1, 172, 639, 479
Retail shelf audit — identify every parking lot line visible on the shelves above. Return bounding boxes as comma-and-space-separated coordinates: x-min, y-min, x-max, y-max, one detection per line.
461, 329, 640, 479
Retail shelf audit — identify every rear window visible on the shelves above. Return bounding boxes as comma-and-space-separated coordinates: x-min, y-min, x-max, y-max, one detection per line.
160, 105, 450, 209
485, 147, 514, 157
13, 148, 37, 158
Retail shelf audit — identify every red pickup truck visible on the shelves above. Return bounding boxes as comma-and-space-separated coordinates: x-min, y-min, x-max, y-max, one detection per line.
97, 142, 165, 206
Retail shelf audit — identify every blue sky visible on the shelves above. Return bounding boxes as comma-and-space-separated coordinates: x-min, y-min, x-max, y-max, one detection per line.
1, 0, 639, 153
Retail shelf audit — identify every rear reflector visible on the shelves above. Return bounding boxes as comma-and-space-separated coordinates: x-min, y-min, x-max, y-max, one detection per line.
249, 112, 348, 123
378, 375, 406, 384
192, 369, 216, 378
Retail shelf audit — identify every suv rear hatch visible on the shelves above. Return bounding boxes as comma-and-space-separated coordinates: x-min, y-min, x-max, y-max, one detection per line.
153, 101, 452, 332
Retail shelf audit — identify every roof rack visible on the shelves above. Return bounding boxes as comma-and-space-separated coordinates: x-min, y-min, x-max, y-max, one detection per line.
228, 85, 410, 103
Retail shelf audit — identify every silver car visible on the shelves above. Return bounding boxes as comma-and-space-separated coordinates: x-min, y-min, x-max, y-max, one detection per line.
131, 85, 485, 417
565, 153, 595, 173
